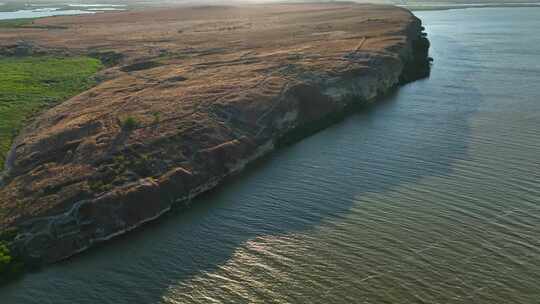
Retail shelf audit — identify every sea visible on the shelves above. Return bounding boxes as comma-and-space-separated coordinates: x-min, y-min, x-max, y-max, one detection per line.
1, 6, 539, 304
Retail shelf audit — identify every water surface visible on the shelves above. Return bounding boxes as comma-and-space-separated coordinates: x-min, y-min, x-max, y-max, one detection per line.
1, 7, 539, 304
0, 8, 93, 20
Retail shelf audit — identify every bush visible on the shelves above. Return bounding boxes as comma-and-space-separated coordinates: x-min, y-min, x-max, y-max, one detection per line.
0, 227, 18, 243
152, 112, 161, 124
0, 243, 12, 268
0, 242, 24, 284
121, 116, 139, 131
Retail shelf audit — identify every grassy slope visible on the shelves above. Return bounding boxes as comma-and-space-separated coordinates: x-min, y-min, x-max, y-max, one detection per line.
0, 56, 103, 170
0, 19, 34, 28
0, 19, 69, 29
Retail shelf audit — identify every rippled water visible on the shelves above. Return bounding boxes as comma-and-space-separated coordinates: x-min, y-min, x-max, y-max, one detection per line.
1, 7, 540, 304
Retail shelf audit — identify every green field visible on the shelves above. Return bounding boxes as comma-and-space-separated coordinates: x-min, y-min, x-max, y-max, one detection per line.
0, 19, 34, 29
0, 18, 69, 30
0, 56, 103, 170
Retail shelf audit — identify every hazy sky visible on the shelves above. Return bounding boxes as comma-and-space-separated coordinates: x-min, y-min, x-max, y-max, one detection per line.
3, 0, 538, 3
2, 0, 539, 8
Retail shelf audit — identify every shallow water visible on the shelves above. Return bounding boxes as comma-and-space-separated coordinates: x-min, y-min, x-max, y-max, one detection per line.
1, 7, 539, 304
0, 8, 93, 20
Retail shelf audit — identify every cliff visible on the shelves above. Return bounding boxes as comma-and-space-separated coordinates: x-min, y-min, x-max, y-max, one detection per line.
0, 3, 429, 263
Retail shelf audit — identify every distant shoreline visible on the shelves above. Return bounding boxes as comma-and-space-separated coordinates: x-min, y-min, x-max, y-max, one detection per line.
402, 2, 540, 11
0, 2, 128, 16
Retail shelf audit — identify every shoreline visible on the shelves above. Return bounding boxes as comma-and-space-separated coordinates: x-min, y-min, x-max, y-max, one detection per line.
406, 3, 540, 11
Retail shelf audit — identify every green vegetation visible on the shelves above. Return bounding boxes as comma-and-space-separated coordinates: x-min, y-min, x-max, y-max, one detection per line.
0, 56, 103, 170
121, 116, 140, 130
152, 112, 161, 124
0, 18, 68, 30
0, 243, 13, 270
0, 241, 24, 283
0, 233, 31, 284
0, 227, 18, 243
0, 18, 35, 29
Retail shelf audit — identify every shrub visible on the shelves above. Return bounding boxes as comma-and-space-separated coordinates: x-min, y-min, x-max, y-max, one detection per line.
0, 227, 18, 243
0, 241, 24, 283
152, 112, 161, 124
0, 243, 12, 269
121, 116, 139, 131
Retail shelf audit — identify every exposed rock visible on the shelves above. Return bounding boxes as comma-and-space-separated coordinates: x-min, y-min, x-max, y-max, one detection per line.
0, 3, 430, 263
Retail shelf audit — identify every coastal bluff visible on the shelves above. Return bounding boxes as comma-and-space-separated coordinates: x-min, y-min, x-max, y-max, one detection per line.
0, 3, 429, 263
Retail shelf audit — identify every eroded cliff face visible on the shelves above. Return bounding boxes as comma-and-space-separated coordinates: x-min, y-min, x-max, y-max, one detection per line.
0, 3, 429, 263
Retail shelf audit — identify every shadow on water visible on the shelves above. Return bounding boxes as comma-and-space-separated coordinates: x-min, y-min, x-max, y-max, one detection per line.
1, 27, 483, 304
